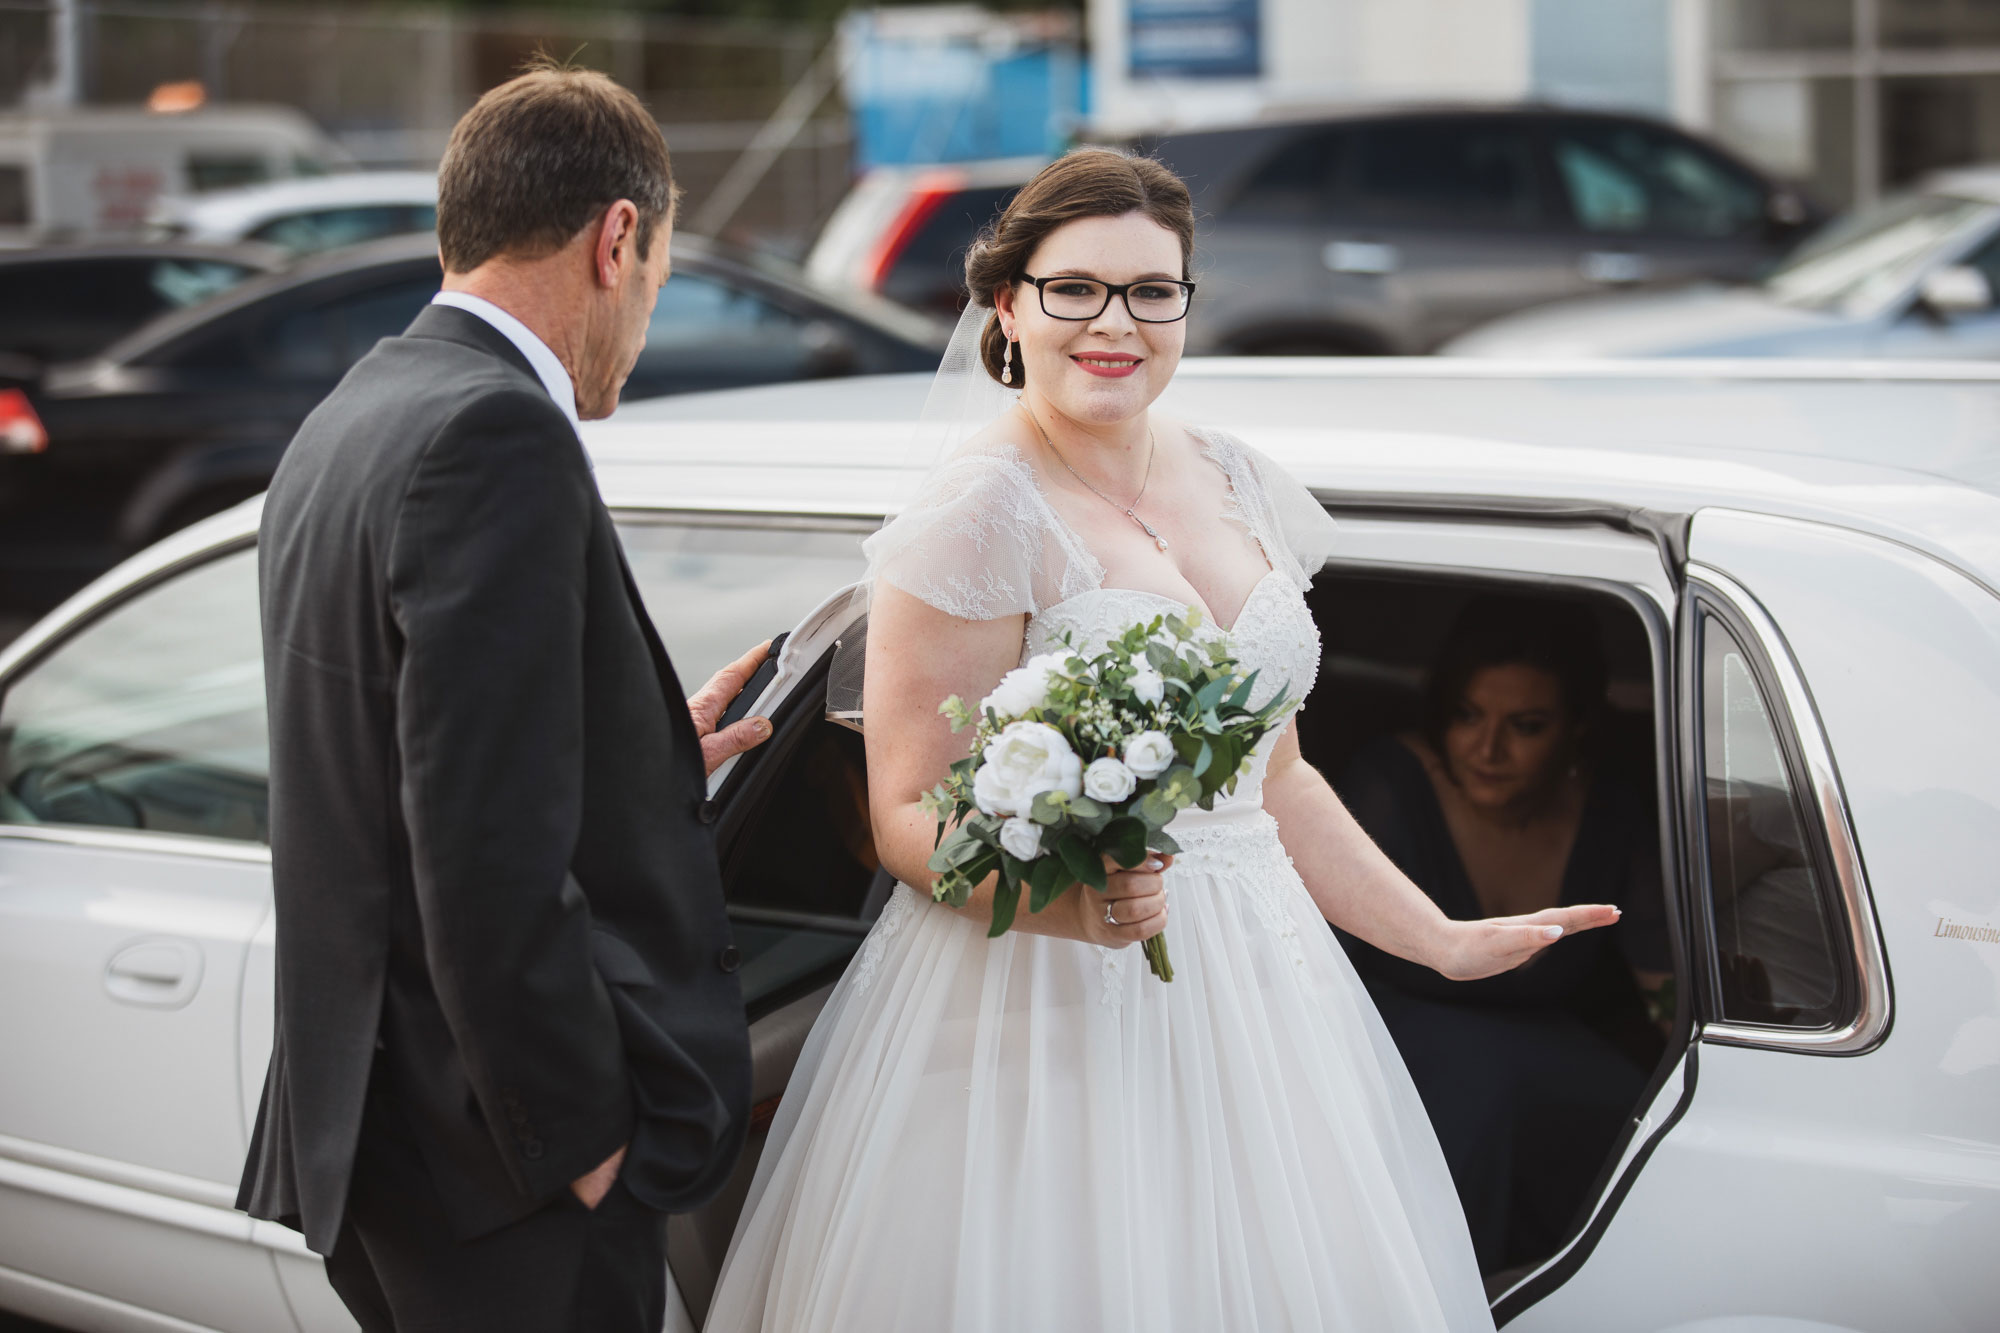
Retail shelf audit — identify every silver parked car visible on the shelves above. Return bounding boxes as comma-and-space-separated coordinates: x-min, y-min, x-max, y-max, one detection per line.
1444, 167, 2000, 360
145, 172, 440, 257
2, 361, 1997, 1332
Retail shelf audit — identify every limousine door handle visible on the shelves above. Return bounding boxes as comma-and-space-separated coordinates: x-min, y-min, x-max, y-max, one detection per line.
104, 938, 203, 1009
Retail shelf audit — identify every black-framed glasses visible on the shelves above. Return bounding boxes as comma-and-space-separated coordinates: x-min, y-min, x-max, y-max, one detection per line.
1020, 273, 1196, 323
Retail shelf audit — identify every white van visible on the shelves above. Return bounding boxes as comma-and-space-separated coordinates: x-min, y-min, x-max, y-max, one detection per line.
0, 105, 347, 241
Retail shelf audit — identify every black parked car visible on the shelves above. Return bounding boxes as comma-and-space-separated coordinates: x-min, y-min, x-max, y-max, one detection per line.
0, 231, 945, 616
809, 106, 1824, 355
0, 241, 281, 369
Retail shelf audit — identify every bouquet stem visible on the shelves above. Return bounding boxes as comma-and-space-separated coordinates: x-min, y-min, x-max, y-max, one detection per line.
1143, 933, 1174, 983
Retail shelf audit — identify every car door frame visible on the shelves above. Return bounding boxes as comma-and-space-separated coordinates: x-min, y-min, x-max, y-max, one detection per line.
1675, 564, 1890, 1056
1496, 547, 1894, 1328
1297, 499, 1713, 1321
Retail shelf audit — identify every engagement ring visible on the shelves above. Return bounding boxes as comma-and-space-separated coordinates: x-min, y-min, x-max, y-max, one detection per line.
1104, 902, 1119, 927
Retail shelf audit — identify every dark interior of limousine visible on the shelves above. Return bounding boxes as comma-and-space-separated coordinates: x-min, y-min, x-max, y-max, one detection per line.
708, 567, 1681, 1309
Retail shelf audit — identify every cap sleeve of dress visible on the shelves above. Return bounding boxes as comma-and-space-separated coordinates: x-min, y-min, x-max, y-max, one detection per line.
862, 445, 1102, 622
1196, 428, 1338, 590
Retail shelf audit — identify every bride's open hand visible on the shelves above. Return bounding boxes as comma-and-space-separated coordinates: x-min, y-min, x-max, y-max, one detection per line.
1427, 904, 1621, 982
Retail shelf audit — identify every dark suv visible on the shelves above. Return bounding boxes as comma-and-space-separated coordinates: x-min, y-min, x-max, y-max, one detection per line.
1139, 106, 1821, 355
812, 107, 1820, 354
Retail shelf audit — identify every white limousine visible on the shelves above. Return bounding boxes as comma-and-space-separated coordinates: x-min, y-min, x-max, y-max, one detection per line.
0, 361, 1995, 1333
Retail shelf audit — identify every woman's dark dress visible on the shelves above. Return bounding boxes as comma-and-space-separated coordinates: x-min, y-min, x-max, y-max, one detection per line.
1335, 736, 1669, 1273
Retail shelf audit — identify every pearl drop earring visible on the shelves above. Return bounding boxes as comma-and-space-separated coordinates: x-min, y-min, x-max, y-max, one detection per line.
1002, 337, 1015, 386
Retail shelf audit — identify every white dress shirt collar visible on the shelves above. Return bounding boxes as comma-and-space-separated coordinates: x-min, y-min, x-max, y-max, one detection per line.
429, 290, 581, 435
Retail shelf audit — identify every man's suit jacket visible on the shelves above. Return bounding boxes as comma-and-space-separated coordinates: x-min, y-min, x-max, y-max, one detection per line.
238, 303, 752, 1255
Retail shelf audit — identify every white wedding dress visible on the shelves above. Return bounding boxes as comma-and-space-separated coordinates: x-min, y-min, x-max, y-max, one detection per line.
705, 430, 1494, 1332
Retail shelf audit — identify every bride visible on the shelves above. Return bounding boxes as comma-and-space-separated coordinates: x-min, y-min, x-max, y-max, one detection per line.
704, 149, 1618, 1332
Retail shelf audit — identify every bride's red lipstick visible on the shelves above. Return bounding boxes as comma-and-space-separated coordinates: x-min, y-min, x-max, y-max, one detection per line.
1072, 352, 1142, 378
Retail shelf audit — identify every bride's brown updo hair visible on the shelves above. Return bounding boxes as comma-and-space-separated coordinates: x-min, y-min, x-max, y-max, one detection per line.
964, 148, 1195, 388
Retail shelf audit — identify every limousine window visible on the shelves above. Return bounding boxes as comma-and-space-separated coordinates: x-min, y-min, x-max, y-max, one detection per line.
0, 546, 267, 842
1698, 609, 1845, 1028
614, 515, 870, 688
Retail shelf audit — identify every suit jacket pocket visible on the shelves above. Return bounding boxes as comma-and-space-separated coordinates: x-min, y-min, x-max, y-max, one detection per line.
587, 925, 736, 1211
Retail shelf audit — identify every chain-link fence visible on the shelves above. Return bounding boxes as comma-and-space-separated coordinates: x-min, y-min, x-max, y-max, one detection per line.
0, 0, 854, 251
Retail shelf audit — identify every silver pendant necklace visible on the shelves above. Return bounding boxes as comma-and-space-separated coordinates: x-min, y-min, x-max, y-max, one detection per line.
1021, 405, 1169, 552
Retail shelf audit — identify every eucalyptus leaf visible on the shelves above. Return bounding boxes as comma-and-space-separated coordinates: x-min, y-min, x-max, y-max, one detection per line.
1033, 848, 1068, 892
1102, 816, 1149, 868
1029, 853, 1067, 911
1057, 833, 1107, 891
987, 882, 1021, 938
1226, 668, 1260, 709
1137, 790, 1179, 827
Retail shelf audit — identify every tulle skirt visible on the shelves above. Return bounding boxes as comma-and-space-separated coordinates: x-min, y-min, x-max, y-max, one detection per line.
704, 804, 1495, 1332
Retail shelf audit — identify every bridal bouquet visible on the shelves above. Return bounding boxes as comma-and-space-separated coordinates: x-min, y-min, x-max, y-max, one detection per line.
922, 609, 1294, 982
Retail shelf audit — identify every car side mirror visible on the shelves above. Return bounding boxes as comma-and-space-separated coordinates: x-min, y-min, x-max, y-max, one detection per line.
1917, 265, 1994, 320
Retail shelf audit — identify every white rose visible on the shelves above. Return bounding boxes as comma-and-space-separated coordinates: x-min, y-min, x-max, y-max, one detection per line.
971, 761, 1015, 816
974, 720, 1082, 817
999, 817, 1044, 861
980, 652, 1067, 718
1082, 756, 1137, 803
1124, 730, 1175, 779
1128, 666, 1165, 706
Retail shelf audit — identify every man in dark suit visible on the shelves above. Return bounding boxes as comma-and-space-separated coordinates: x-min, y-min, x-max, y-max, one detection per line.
238, 61, 770, 1331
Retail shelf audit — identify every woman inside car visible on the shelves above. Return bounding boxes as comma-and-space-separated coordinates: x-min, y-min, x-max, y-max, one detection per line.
1334, 593, 1672, 1274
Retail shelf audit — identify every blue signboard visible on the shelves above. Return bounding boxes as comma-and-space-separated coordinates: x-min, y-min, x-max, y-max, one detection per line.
1129, 0, 1261, 80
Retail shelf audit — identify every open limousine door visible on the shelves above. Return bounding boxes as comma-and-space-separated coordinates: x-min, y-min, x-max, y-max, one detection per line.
665, 584, 881, 1327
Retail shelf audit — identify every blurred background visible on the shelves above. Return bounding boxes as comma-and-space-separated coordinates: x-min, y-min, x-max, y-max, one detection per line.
6, 0, 2000, 649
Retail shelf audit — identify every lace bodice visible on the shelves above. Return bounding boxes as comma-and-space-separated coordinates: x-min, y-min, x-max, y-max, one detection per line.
1026, 571, 1322, 813
864, 423, 1335, 814
864, 427, 1337, 624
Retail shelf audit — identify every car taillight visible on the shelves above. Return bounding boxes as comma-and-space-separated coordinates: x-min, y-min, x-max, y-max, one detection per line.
0, 388, 46, 455
861, 169, 967, 292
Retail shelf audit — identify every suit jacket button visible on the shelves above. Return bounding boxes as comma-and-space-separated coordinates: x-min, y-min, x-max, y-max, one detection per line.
697, 799, 720, 825
717, 945, 741, 973
521, 1137, 544, 1160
